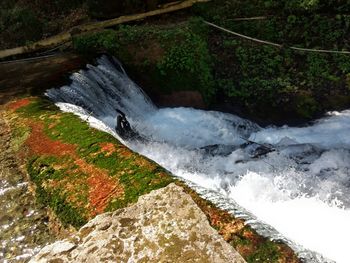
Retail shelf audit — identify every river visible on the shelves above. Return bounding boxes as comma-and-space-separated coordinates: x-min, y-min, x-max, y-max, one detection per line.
46, 55, 350, 263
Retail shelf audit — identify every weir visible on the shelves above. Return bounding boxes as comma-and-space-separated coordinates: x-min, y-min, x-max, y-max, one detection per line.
46, 56, 350, 263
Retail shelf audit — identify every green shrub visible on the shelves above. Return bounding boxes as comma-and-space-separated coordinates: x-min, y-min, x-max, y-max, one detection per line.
0, 7, 43, 47
156, 22, 214, 101
73, 19, 215, 102
73, 30, 119, 54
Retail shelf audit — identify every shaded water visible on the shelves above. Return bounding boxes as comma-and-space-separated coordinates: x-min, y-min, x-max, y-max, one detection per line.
0, 118, 54, 262
47, 56, 350, 263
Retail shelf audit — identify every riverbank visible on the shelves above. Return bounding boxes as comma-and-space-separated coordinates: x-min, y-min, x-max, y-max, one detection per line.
29, 183, 246, 263
70, 16, 350, 125
1, 1, 349, 261
1, 1, 350, 124
1, 95, 299, 262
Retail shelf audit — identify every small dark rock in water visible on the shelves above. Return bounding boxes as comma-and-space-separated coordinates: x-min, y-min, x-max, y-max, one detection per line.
115, 109, 134, 139
200, 141, 275, 159
200, 144, 239, 156
115, 109, 147, 142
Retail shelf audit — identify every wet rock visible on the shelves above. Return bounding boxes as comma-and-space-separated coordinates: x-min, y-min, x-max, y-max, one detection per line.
0, 113, 55, 261
30, 183, 245, 263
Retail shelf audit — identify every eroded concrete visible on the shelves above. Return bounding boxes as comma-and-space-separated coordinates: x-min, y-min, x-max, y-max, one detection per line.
30, 183, 246, 263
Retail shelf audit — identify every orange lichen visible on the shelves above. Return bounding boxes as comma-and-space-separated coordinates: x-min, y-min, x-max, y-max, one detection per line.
219, 221, 245, 241
134, 158, 157, 171
75, 159, 124, 216
7, 98, 31, 111
26, 122, 76, 156
117, 145, 133, 158
25, 121, 124, 216
99, 142, 116, 157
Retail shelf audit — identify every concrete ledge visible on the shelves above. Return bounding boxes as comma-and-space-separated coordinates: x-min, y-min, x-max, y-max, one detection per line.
30, 183, 246, 263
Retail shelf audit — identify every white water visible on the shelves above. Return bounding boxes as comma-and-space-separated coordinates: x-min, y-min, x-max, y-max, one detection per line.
47, 56, 350, 263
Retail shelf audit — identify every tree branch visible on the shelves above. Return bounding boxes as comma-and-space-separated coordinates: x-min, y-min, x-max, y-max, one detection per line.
0, 0, 210, 60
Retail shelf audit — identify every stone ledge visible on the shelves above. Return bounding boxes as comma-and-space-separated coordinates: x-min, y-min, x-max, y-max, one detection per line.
30, 183, 246, 263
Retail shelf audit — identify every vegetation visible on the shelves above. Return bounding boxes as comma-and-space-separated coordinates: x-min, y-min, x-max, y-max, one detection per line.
10, 98, 173, 228
0, 0, 88, 49
2, 0, 350, 121
3, 1, 349, 261
192, 0, 350, 122
71, 0, 350, 122
28, 156, 88, 228
74, 18, 215, 102
0, 0, 176, 49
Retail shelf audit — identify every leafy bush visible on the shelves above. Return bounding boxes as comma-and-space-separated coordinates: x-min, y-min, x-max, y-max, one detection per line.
156, 20, 214, 101
0, 7, 43, 47
73, 30, 119, 53
73, 19, 215, 102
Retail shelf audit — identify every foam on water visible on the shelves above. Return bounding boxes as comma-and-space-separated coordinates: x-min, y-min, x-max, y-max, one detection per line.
229, 171, 350, 262
47, 56, 350, 263
251, 110, 350, 149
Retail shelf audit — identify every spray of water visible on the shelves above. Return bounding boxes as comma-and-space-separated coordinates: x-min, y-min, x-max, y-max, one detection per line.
46, 56, 350, 263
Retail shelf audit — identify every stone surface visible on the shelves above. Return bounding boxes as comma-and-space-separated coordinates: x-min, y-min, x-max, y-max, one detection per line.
0, 112, 55, 261
30, 183, 246, 263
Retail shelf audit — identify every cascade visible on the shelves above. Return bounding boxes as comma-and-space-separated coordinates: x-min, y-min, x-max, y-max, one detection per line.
47, 56, 350, 263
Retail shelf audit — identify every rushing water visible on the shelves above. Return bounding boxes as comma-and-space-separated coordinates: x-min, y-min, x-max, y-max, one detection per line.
46, 56, 350, 263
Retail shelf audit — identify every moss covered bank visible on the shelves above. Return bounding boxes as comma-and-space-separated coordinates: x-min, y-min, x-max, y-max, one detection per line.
69, 0, 350, 124
3, 97, 299, 262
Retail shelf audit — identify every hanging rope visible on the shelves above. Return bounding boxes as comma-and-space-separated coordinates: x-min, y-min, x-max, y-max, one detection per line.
204, 20, 350, 55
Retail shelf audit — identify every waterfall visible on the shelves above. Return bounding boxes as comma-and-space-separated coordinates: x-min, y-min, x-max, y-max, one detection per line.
46, 55, 350, 263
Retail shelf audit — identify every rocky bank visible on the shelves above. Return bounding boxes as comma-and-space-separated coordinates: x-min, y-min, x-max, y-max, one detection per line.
30, 183, 246, 263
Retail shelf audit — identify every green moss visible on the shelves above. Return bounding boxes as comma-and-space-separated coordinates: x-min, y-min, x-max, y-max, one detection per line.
46, 189, 87, 228
27, 156, 88, 228
246, 240, 281, 263
45, 113, 115, 150
231, 234, 252, 248
16, 98, 58, 117
73, 30, 119, 54
10, 124, 30, 151
230, 227, 282, 263
106, 164, 174, 211
17, 98, 174, 227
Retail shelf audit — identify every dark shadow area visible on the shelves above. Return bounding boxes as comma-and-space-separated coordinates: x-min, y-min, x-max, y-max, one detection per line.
0, 53, 87, 105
